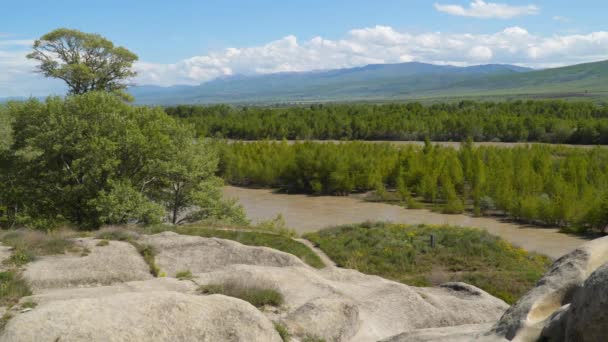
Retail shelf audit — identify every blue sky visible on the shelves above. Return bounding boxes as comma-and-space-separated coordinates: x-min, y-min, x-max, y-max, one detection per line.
2, 0, 608, 96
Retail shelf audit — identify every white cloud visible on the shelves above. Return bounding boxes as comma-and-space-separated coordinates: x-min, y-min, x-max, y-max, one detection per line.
3, 25, 608, 95
133, 26, 608, 86
434, 0, 539, 19
552, 16, 571, 23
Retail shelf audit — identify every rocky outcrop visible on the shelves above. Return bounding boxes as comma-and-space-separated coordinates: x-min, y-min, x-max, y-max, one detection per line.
0, 232, 511, 342
488, 235, 608, 341
1, 291, 282, 342
23, 238, 152, 291
140, 231, 306, 276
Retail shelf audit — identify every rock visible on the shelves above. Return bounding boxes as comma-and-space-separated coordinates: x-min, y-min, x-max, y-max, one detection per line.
23, 238, 152, 291
282, 296, 360, 342
139, 231, 306, 276
379, 323, 500, 342
490, 235, 608, 341
0, 291, 282, 342
5, 232, 511, 342
25, 277, 198, 305
563, 262, 608, 341
538, 304, 570, 342
194, 264, 508, 342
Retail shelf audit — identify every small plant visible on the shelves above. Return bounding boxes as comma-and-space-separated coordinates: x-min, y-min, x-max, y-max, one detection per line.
274, 322, 291, 342
131, 242, 160, 277
20, 300, 37, 310
302, 336, 326, 342
198, 279, 283, 308
95, 229, 136, 242
96, 239, 110, 247
80, 247, 91, 257
4, 249, 35, 267
175, 270, 193, 280
0, 271, 32, 307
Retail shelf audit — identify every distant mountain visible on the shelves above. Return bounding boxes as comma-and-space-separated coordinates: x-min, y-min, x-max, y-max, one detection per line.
129, 60, 608, 105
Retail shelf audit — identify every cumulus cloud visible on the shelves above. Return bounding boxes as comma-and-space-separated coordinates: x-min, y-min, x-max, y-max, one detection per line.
132, 26, 608, 86
3, 25, 608, 95
434, 0, 539, 19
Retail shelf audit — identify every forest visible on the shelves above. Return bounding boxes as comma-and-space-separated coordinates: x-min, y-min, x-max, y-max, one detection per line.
218, 140, 608, 233
166, 100, 608, 144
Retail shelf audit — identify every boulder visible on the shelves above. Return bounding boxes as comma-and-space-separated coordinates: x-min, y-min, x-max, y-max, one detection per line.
282, 296, 361, 341
139, 231, 306, 276
563, 262, 608, 341
490, 235, 608, 341
23, 238, 152, 291
0, 291, 282, 342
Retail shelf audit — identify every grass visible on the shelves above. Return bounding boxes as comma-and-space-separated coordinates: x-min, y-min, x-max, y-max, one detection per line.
198, 279, 284, 308
0, 229, 82, 266
274, 322, 291, 342
0, 271, 32, 307
145, 224, 325, 269
176, 270, 193, 280
304, 222, 551, 304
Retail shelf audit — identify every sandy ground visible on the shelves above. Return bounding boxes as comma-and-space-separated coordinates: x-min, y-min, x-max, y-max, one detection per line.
223, 186, 587, 259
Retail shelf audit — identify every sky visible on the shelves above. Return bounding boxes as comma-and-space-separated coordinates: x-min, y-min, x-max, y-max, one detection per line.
1, 0, 608, 96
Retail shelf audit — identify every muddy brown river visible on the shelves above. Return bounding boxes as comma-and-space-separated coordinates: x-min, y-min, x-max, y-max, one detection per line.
223, 186, 588, 259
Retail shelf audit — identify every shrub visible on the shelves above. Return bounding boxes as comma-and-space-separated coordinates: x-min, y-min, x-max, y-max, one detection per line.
198, 279, 283, 308
175, 270, 193, 280
0, 271, 32, 306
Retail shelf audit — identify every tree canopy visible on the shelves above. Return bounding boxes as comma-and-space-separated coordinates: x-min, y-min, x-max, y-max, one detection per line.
27, 28, 138, 100
0, 92, 245, 229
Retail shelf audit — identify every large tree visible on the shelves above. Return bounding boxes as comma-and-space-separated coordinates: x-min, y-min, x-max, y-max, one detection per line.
2, 92, 245, 228
27, 28, 138, 99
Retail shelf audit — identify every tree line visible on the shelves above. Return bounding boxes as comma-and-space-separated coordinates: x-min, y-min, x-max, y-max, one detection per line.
218, 141, 608, 233
166, 101, 608, 144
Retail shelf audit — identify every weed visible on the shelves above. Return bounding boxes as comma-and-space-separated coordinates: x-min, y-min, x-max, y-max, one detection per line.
198, 279, 283, 308
274, 322, 291, 342
175, 270, 193, 280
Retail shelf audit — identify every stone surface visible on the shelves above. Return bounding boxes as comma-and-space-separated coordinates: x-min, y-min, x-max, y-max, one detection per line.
563, 263, 608, 342
1, 291, 282, 342
490, 235, 608, 341
379, 323, 500, 342
23, 238, 153, 291
139, 231, 306, 276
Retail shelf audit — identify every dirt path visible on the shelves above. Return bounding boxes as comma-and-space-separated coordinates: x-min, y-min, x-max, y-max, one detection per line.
294, 238, 336, 268
223, 186, 588, 259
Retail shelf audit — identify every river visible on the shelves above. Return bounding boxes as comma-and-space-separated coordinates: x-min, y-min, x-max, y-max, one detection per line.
223, 186, 587, 259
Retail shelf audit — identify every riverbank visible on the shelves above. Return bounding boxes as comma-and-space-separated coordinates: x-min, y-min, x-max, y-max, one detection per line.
223, 186, 588, 259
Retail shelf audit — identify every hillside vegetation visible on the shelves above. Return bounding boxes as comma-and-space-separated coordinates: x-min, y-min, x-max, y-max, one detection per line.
305, 222, 551, 303
168, 100, 608, 144
219, 141, 608, 233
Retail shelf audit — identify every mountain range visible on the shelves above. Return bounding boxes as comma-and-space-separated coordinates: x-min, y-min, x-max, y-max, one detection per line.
7, 60, 608, 105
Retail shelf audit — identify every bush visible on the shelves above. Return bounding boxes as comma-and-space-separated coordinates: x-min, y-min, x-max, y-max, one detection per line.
305, 222, 551, 304
198, 279, 283, 308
